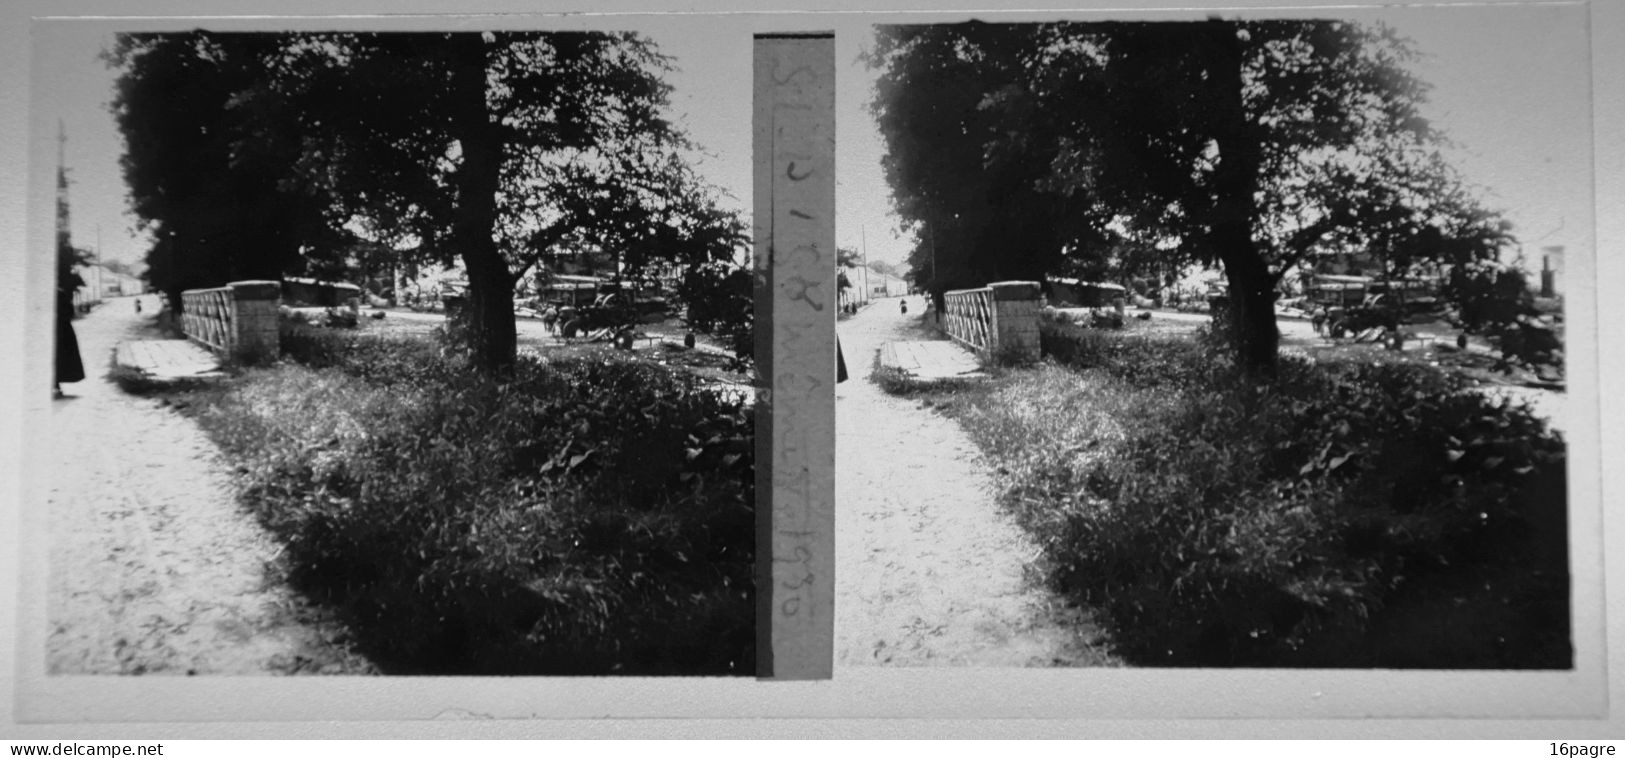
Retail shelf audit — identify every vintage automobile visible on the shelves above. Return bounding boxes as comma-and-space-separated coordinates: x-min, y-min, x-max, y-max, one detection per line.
1308, 273, 1445, 342
558, 290, 634, 339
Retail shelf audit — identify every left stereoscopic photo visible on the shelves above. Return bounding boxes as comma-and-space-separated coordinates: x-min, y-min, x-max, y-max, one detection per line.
37, 24, 756, 676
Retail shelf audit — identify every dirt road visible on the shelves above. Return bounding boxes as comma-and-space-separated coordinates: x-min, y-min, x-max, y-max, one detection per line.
46, 296, 371, 675
835, 297, 1117, 667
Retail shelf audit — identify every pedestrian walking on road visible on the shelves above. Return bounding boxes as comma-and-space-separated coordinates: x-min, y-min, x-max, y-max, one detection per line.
54, 272, 85, 399
900, 299, 909, 315
135, 297, 142, 314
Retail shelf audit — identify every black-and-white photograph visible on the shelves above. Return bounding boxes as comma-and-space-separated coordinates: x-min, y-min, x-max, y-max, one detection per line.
5, 0, 1618, 735
35, 22, 759, 677
835, 6, 1585, 669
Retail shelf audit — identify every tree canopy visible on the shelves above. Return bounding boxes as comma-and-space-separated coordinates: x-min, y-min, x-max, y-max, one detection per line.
868, 19, 1517, 375
868, 24, 1074, 296
108, 33, 346, 307
110, 30, 748, 372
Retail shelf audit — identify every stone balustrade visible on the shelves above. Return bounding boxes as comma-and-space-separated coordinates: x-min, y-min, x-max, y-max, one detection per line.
180, 280, 280, 364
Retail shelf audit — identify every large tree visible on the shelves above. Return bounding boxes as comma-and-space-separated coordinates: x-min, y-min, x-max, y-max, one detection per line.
112, 31, 747, 373
867, 23, 1079, 302
109, 33, 349, 309
246, 31, 750, 372
869, 20, 1514, 376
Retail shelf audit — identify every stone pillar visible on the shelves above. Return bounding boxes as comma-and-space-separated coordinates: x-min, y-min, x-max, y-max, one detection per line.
988, 280, 1042, 364
229, 280, 281, 364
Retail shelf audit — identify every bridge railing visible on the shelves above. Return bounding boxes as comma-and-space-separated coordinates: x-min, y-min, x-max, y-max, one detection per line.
942, 281, 1042, 363
181, 287, 232, 354
179, 280, 280, 363
943, 287, 993, 352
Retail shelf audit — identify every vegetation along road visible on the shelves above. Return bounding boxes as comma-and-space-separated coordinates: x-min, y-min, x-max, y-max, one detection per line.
835, 297, 1120, 667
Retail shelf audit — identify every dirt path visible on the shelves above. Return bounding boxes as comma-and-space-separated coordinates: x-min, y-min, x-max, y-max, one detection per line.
46, 296, 371, 675
835, 297, 1116, 667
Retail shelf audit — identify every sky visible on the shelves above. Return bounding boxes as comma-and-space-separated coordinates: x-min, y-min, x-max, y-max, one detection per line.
30, 5, 1592, 282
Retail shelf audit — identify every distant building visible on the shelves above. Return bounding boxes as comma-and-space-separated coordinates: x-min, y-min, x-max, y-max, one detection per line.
867, 271, 908, 298
1540, 245, 1564, 298
838, 266, 868, 309
74, 264, 143, 300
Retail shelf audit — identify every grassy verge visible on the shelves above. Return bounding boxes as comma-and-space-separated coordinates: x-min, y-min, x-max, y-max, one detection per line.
892, 319, 1569, 668
108, 364, 187, 396
869, 362, 984, 397
167, 321, 754, 675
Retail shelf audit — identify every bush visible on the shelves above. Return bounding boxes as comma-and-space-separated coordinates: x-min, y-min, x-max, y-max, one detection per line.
957, 332, 1569, 668
675, 262, 755, 366
194, 333, 754, 674
1040, 318, 1230, 390
279, 318, 474, 386
1444, 261, 1565, 375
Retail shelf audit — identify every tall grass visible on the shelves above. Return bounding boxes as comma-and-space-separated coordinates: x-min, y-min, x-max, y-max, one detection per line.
182, 323, 754, 675
929, 320, 1569, 667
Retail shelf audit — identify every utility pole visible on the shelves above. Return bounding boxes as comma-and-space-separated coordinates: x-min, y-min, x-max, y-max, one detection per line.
56, 120, 75, 307
860, 226, 870, 303
928, 222, 937, 288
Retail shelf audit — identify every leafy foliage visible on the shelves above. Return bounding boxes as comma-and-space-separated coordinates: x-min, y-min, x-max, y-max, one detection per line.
867, 23, 1072, 295
1442, 256, 1564, 373
837, 246, 862, 270
867, 20, 1518, 376
1039, 317, 1228, 390
109, 31, 750, 372
675, 262, 755, 364
945, 331, 1569, 667
192, 324, 755, 674
106, 33, 351, 307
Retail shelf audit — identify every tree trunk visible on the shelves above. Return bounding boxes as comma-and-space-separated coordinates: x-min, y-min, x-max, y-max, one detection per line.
1217, 235, 1280, 376
1203, 20, 1277, 379
448, 34, 517, 374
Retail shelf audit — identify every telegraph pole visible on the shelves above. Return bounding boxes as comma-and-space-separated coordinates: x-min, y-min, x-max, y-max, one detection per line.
96, 225, 106, 300
929, 222, 942, 289
860, 226, 870, 303
928, 221, 941, 322
56, 121, 75, 307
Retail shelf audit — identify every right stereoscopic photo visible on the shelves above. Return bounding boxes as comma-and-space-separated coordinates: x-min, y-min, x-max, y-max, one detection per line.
834, 5, 1585, 669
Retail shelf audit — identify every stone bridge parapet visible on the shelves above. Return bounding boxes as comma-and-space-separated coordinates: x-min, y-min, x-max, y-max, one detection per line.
942, 280, 1041, 364
180, 280, 280, 364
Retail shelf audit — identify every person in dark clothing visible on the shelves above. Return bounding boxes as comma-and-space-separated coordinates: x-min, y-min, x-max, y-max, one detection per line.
54, 273, 85, 398
836, 338, 848, 383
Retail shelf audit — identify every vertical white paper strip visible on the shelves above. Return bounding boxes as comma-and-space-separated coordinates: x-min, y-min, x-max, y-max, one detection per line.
753, 32, 835, 680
